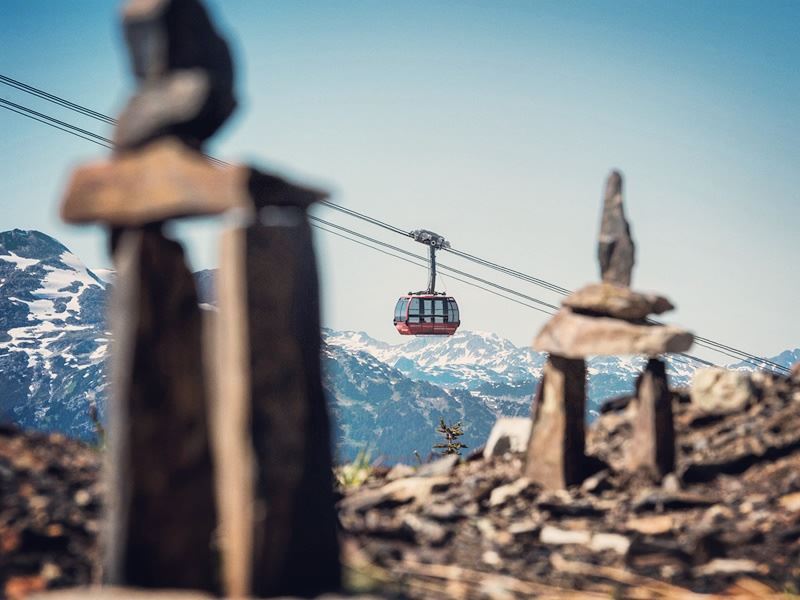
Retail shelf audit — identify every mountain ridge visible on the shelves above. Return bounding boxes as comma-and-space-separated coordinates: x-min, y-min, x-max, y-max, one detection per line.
1, 229, 796, 462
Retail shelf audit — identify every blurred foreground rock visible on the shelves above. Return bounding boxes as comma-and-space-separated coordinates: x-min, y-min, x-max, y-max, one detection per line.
0, 426, 101, 600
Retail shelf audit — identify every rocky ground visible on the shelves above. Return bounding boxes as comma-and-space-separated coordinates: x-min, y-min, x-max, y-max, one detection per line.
0, 425, 101, 599
2, 371, 800, 598
339, 371, 800, 598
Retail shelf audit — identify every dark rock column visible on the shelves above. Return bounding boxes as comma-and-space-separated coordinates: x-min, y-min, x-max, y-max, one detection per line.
244, 211, 341, 597
105, 227, 219, 593
629, 358, 675, 480
524, 355, 587, 489
597, 170, 635, 287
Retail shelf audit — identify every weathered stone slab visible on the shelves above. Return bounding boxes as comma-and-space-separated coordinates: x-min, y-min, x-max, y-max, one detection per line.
597, 170, 635, 287
628, 358, 675, 480
533, 308, 693, 358
562, 282, 674, 320
106, 227, 219, 593
691, 368, 755, 415
243, 215, 341, 596
338, 476, 451, 513
60, 140, 329, 226
60, 139, 250, 225
116, 0, 236, 149
524, 356, 586, 489
211, 227, 254, 597
248, 168, 328, 209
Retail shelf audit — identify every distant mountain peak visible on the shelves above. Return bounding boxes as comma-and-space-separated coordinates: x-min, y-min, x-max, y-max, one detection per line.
0, 229, 71, 262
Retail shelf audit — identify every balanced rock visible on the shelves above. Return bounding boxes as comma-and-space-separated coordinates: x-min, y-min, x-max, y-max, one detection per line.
524, 356, 586, 489
691, 368, 755, 415
629, 358, 675, 480
597, 170, 635, 287
563, 282, 674, 321
115, 0, 237, 149
533, 308, 693, 359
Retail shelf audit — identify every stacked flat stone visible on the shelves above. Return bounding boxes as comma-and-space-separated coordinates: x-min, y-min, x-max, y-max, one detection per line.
59, 0, 340, 597
525, 171, 693, 489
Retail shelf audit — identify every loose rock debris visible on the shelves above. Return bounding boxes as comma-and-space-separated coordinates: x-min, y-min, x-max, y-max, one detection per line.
3, 370, 800, 598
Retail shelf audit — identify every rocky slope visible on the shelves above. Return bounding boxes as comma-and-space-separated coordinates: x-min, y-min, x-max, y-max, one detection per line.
338, 370, 800, 597
2, 371, 799, 598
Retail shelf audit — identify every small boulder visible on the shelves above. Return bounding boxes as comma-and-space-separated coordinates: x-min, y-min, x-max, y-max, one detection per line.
691, 368, 755, 415
540, 526, 591, 546
417, 454, 458, 478
626, 515, 674, 535
338, 477, 450, 513
483, 417, 532, 459
488, 478, 533, 507
693, 558, 765, 577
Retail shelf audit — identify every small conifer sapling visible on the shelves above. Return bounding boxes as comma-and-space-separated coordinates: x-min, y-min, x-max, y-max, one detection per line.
433, 417, 468, 456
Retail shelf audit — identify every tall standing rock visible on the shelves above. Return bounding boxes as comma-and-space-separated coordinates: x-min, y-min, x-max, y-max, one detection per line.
105, 227, 219, 592
597, 170, 635, 287
246, 214, 341, 596
214, 180, 340, 597
524, 356, 586, 489
629, 359, 675, 480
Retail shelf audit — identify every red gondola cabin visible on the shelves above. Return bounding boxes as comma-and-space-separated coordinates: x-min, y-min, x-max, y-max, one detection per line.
394, 294, 460, 336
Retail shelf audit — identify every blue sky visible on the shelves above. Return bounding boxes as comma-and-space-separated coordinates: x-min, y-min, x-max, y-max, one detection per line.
0, 1, 798, 358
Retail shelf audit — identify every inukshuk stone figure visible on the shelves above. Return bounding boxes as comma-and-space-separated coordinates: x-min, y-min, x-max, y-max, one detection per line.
60, 0, 340, 596
526, 170, 693, 488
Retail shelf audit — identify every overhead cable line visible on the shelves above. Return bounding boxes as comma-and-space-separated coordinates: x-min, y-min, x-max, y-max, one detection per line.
310, 222, 556, 315
0, 76, 228, 168
0, 74, 116, 125
312, 216, 714, 372
0, 76, 786, 374
309, 215, 560, 315
0, 98, 114, 149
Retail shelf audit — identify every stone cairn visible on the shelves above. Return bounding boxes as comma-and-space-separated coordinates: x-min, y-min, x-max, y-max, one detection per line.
59, 0, 340, 597
525, 170, 694, 489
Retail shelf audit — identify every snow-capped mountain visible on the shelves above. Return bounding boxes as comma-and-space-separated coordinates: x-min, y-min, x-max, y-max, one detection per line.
322, 341, 495, 462
0, 230, 108, 438
1, 230, 796, 464
323, 328, 700, 419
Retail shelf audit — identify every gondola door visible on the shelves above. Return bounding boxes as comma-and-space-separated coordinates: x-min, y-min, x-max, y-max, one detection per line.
433, 297, 446, 334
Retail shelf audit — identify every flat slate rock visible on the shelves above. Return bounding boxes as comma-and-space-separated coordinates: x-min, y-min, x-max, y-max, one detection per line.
60, 139, 249, 226
562, 282, 674, 321
60, 140, 329, 226
533, 308, 693, 359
